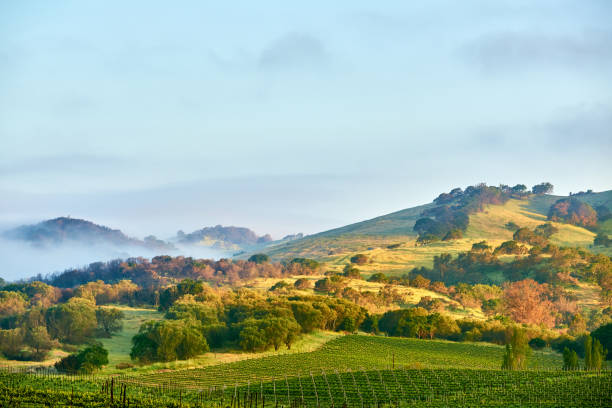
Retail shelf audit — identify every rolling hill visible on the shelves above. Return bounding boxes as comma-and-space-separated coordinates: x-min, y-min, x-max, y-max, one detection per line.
262, 189, 612, 276
3, 217, 175, 251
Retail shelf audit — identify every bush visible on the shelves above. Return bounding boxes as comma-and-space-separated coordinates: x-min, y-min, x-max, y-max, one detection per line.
293, 278, 313, 290
130, 319, 209, 363
367, 273, 388, 283
248, 254, 269, 264
55, 343, 108, 373
350, 254, 369, 265
528, 337, 547, 350
442, 229, 463, 241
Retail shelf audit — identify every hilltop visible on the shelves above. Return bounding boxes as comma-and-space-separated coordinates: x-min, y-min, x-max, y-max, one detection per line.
261, 187, 612, 274
3, 217, 175, 251
175, 225, 273, 251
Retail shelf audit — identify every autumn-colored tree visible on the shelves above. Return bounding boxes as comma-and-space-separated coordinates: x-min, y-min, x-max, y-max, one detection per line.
0, 291, 27, 317
502, 279, 555, 328
548, 198, 597, 229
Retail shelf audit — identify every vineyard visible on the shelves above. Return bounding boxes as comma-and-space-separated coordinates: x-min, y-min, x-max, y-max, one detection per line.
120, 335, 561, 389
0, 335, 609, 407
1, 367, 611, 407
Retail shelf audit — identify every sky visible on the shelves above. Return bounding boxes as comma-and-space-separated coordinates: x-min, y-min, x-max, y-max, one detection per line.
1, 0, 611, 241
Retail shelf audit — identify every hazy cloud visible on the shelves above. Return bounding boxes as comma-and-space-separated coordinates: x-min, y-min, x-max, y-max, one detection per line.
0, 154, 126, 176
258, 33, 329, 70
464, 30, 612, 72
542, 104, 612, 148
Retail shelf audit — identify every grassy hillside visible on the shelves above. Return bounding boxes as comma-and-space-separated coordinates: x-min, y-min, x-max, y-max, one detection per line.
246, 275, 485, 319
98, 305, 163, 370
264, 191, 612, 271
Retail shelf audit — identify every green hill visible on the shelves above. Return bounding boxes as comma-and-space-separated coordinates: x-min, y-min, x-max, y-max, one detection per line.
262, 190, 612, 274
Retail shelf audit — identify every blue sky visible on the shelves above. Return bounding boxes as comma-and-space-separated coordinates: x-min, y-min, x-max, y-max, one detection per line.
1, 0, 611, 239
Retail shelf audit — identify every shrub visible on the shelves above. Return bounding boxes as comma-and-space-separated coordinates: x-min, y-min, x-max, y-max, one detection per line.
130, 320, 209, 363
548, 198, 597, 229
248, 254, 269, 264
293, 278, 313, 290
350, 254, 369, 265
367, 273, 388, 283
55, 343, 108, 373
528, 337, 547, 350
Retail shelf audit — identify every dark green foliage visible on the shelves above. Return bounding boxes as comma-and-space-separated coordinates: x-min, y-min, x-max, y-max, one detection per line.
350, 254, 369, 265
293, 278, 313, 290
534, 223, 558, 238
0, 328, 25, 359
46, 297, 97, 344
505, 221, 520, 231
130, 320, 209, 363
367, 273, 388, 283
95, 308, 124, 337
268, 281, 292, 292
584, 335, 606, 370
532, 182, 553, 195
494, 240, 527, 255
288, 257, 320, 270
238, 317, 301, 351
471, 241, 491, 252
342, 264, 361, 278
591, 322, 612, 360
442, 229, 463, 241
158, 279, 205, 311
416, 233, 440, 245
594, 232, 611, 247
528, 337, 546, 350
165, 302, 218, 325
314, 275, 346, 293
595, 205, 611, 222
248, 254, 269, 264
563, 347, 579, 370
513, 227, 549, 246
418, 183, 512, 243
377, 309, 459, 340
55, 343, 108, 373
501, 328, 530, 370
290, 302, 323, 333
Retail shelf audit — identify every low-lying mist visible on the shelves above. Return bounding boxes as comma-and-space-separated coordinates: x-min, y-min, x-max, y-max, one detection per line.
0, 238, 227, 283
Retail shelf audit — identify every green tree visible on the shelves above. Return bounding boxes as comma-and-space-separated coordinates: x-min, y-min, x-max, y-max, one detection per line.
591, 322, 612, 360
130, 319, 209, 363
55, 343, 108, 373
0, 328, 25, 359
501, 327, 531, 370
95, 308, 124, 337
25, 326, 55, 361
563, 347, 579, 370
584, 335, 606, 370
238, 320, 267, 351
532, 182, 553, 195
248, 254, 269, 264
350, 254, 369, 265
290, 302, 323, 333
46, 297, 97, 344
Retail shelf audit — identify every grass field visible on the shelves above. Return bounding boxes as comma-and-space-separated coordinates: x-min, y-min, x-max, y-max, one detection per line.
264, 191, 612, 266
97, 305, 163, 371
264, 197, 609, 281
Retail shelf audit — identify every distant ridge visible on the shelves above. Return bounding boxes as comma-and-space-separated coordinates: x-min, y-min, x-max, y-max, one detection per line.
4, 217, 175, 251
176, 225, 272, 249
